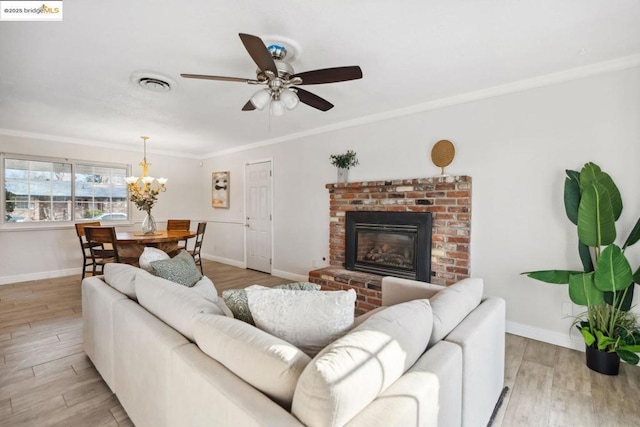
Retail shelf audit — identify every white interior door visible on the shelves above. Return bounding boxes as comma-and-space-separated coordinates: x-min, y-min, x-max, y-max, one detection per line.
245, 161, 272, 273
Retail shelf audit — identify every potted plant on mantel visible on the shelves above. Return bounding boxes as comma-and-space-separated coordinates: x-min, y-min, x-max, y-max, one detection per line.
524, 162, 640, 375
330, 150, 359, 183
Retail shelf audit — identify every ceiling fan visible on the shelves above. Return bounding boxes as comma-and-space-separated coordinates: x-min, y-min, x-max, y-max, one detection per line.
181, 33, 363, 115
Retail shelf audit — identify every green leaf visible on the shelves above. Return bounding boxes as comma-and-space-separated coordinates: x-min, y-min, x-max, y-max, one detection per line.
566, 169, 581, 184
564, 172, 581, 225
569, 272, 604, 306
577, 182, 616, 247
619, 344, 640, 353
580, 328, 596, 346
595, 330, 615, 351
523, 270, 583, 284
578, 241, 594, 272
579, 162, 602, 190
616, 349, 640, 365
623, 217, 640, 250
594, 245, 633, 292
634, 266, 640, 285
604, 285, 634, 311
596, 172, 623, 221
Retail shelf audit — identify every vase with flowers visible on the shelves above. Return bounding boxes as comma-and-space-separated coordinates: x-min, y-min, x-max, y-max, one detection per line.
129, 182, 163, 234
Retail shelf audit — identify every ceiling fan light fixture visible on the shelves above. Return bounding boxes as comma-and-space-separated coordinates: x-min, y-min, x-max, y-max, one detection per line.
279, 88, 299, 110
182, 33, 362, 114
270, 99, 285, 116
250, 89, 271, 110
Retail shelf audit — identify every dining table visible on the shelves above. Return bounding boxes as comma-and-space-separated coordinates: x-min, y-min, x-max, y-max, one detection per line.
116, 230, 197, 263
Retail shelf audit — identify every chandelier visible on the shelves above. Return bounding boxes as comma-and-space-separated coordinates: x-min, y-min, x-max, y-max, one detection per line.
125, 136, 167, 213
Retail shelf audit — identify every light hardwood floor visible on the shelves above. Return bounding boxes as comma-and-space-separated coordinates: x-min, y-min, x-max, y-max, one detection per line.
1, 260, 639, 426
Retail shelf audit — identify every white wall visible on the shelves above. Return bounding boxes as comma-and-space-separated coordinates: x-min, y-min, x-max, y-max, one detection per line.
201, 66, 640, 348
1, 66, 638, 349
0, 135, 202, 282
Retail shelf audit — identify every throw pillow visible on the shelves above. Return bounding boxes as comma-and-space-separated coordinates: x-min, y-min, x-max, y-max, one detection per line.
291, 299, 433, 427
138, 247, 170, 272
246, 288, 356, 357
274, 282, 321, 291
150, 250, 202, 287
222, 282, 321, 325
193, 314, 312, 409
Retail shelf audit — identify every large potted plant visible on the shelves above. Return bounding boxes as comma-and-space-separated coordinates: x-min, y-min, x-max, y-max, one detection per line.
525, 162, 640, 375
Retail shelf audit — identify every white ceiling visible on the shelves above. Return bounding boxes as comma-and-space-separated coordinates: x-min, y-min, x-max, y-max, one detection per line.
1, 0, 639, 158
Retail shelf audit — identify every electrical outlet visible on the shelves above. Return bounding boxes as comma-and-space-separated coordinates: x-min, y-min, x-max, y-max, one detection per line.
562, 302, 573, 316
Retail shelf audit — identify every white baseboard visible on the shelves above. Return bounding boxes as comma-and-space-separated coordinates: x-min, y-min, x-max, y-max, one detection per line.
202, 254, 246, 269
0, 267, 81, 286
201, 254, 308, 283
271, 269, 309, 283
506, 320, 585, 352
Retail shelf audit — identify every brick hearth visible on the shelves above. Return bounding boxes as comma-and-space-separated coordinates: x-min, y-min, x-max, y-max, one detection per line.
309, 175, 471, 314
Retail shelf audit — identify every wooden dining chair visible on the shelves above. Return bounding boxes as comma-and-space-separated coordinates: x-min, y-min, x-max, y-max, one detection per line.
75, 221, 101, 279
167, 219, 191, 250
84, 226, 120, 276
188, 222, 207, 274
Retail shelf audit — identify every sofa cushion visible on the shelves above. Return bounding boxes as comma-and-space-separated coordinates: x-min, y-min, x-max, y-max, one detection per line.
104, 263, 146, 300
246, 288, 355, 357
352, 306, 386, 328
139, 247, 170, 271
150, 250, 202, 287
191, 276, 218, 303
190, 276, 234, 317
135, 272, 223, 341
222, 282, 321, 325
428, 277, 484, 346
291, 299, 433, 427
193, 314, 311, 409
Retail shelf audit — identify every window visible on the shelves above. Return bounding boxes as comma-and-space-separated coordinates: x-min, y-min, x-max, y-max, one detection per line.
2, 154, 130, 224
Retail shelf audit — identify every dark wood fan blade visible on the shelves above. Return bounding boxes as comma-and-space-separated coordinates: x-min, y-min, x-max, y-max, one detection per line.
293, 66, 362, 85
239, 33, 277, 75
295, 87, 334, 111
181, 74, 252, 83
242, 100, 256, 111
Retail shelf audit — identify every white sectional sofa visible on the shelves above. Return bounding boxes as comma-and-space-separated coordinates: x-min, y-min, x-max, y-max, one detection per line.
82, 264, 505, 427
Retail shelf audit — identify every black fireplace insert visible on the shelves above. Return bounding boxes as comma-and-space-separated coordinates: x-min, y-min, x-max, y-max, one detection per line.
345, 211, 432, 281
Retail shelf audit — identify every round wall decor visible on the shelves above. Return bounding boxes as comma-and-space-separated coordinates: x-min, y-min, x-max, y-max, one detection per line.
431, 140, 455, 175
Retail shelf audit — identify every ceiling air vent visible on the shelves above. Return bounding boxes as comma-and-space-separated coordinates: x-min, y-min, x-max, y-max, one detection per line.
130, 71, 176, 93
138, 77, 171, 92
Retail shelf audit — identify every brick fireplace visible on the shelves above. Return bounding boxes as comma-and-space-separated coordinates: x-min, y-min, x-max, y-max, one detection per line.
309, 175, 471, 314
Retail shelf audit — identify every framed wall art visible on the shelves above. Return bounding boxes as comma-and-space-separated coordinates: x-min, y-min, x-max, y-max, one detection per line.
212, 171, 230, 208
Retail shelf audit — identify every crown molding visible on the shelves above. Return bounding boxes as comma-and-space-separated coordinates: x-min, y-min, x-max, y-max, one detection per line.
2, 54, 638, 161
204, 53, 640, 158
0, 128, 201, 160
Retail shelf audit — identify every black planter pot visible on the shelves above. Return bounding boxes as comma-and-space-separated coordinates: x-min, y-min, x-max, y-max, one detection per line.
585, 345, 620, 375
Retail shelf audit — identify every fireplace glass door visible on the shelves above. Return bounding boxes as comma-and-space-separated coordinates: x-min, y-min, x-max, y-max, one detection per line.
356, 224, 417, 273
345, 211, 432, 281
